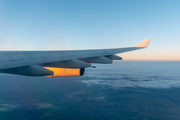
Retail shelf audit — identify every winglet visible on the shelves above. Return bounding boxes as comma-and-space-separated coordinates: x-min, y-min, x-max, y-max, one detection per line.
135, 39, 151, 48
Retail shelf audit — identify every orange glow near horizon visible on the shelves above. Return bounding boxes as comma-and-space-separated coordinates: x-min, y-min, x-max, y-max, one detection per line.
118, 51, 180, 61
44, 67, 81, 77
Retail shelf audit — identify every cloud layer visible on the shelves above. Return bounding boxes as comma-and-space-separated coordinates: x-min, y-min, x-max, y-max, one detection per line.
0, 102, 18, 112
81, 62, 180, 89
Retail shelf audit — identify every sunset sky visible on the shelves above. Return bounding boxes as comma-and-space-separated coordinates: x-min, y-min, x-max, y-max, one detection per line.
0, 0, 180, 61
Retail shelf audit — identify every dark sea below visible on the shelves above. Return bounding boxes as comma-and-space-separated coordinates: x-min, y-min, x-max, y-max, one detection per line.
0, 61, 180, 120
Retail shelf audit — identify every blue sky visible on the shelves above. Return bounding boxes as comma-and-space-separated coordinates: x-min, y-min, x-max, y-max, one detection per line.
0, 0, 180, 60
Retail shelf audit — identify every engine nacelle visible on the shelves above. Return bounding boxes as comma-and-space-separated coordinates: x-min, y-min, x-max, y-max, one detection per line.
44, 67, 85, 77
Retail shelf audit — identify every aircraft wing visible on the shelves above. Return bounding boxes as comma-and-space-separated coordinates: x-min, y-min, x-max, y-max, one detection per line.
0, 39, 151, 77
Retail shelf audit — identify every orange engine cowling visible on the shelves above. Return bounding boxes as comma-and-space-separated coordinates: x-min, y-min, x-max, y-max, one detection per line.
44, 67, 85, 77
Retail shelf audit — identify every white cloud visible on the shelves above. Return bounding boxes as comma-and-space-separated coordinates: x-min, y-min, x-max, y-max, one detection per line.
64, 92, 81, 98
0, 104, 18, 112
60, 92, 83, 102
36, 103, 56, 109
87, 95, 107, 101
81, 79, 180, 89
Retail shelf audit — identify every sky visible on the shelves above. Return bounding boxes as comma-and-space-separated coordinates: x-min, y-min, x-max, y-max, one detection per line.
0, 0, 180, 61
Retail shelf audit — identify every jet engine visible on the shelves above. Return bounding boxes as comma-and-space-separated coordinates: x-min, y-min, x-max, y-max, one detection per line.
0, 65, 85, 77
44, 67, 85, 77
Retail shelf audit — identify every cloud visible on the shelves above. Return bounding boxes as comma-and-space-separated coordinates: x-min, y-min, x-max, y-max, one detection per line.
87, 95, 107, 101
36, 103, 56, 109
64, 92, 81, 98
60, 91, 107, 102
81, 61, 180, 89
60, 92, 83, 102
81, 75, 180, 89
0, 103, 18, 112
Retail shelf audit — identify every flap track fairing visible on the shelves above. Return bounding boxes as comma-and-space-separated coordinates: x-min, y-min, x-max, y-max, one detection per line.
105, 55, 122, 60
81, 56, 112, 64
